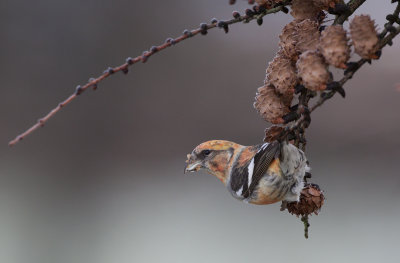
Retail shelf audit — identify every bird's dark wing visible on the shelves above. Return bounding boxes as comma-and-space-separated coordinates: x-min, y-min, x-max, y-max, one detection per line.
242, 141, 281, 199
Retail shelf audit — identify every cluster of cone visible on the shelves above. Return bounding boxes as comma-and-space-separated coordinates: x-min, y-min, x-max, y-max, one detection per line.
254, 0, 380, 124
284, 184, 325, 216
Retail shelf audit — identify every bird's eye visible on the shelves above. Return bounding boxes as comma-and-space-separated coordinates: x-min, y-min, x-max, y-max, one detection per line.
202, 150, 211, 156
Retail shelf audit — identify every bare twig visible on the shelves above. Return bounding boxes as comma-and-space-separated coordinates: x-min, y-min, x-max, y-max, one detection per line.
8, 1, 292, 146
379, 2, 400, 39
333, 0, 366, 25
301, 215, 310, 239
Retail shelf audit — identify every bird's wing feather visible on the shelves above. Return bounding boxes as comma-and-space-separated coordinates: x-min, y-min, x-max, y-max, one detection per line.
242, 141, 281, 198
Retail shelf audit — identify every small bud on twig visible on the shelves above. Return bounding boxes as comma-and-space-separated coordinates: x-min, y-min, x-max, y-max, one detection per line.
126, 57, 134, 65
232, 11, 241, 18
105, 67, 114, 74
122, 67, 129, 74
245, 9, 254, 17
75, 85, 83, 95
200, 23, 208, 35
326, 81, 346, 98
385, 23, 397, 33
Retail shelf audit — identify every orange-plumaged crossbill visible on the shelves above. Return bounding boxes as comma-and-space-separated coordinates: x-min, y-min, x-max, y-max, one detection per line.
185, 140, 309, 205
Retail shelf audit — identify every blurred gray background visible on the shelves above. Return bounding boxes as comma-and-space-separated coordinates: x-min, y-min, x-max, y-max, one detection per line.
1, 1, 400, 263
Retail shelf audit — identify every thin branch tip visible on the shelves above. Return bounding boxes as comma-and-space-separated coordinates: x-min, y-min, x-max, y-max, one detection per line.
8, 1, 292, 146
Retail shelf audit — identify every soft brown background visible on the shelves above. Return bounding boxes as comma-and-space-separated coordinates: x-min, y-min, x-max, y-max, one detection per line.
1, 1, 400, 263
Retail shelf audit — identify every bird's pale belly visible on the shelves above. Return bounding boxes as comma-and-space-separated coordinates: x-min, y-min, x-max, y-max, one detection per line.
248, 159, 289, 205
249, 188, 284, 205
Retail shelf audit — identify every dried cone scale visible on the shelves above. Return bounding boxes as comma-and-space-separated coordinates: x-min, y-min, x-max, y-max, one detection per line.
319, 25, 350, 68
281, 90, 294, 108
254, 84, 290, 124
264, 126, 284, 143
290, 0, 322, 21
295, 19, 321, 54
279, 21, 299, 61
297, 50, 330, 91
256, 0, 283, 4
312, 0, 342, 10
286, 184, 325, 216
350, 15, 380, 59
266, 51, 298, 97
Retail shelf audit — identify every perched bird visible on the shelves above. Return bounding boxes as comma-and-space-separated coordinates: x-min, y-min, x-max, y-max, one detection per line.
185, 140, 309, 205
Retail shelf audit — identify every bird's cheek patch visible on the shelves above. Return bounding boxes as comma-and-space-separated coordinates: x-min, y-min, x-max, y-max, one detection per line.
209, 161, 222, 171
211, 155, 230, 172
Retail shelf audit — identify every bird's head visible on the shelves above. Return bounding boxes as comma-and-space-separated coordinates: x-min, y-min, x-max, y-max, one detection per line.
185, 140, 242, 184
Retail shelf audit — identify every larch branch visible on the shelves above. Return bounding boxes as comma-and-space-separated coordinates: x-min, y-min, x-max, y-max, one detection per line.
8, 1, 292, 146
